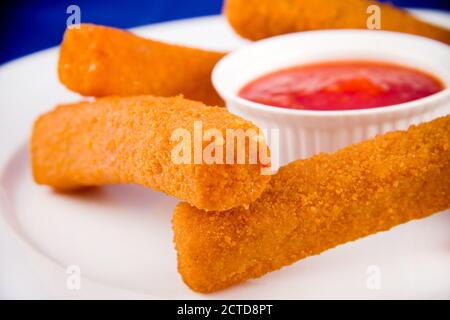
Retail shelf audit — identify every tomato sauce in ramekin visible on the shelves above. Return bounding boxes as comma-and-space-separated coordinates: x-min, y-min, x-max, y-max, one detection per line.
239, 61, 444, 111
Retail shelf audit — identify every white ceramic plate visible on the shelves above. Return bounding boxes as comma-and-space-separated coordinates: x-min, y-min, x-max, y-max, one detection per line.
0, 13, 449, 299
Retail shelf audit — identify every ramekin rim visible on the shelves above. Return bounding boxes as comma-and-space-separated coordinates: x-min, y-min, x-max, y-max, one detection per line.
221, 89, 450, 118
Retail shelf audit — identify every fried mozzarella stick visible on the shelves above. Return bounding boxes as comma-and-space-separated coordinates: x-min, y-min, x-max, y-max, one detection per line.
31, 95, 270, 211
225, 0, 450, 44
58, 24, 226, 106
173, 116, 450, 292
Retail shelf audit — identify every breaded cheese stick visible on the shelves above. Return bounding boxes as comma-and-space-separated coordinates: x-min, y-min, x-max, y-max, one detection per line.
31, 95, 270, 211
58, 24, 226, 106
224, 0, 450, 44
173, 116, 450, 292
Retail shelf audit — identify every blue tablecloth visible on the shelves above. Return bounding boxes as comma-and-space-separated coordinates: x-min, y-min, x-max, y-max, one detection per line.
1, 0, 449, 64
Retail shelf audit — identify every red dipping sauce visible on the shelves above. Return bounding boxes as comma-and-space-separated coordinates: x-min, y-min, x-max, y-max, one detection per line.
239, 61, 444, 111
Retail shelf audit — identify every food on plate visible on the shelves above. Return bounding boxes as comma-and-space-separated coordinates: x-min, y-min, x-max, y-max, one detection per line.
173, 116, 450, 293
224, 0, 450, 44
239, 60, 445, 111
31, 95, 271, 211
58, 24, 226, 106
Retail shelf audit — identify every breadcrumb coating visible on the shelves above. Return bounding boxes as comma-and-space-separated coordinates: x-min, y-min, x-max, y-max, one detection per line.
31, 95, 270, 211
173, 116, 450, 293
224, 0, 450, 44
58, 24, 226, 106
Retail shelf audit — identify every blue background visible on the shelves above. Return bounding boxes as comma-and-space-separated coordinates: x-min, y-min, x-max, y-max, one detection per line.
1, 0, 449, 64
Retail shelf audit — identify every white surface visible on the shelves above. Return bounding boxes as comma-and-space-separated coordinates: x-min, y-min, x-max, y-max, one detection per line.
1, 13, 450, 299
213, 30, 450, 165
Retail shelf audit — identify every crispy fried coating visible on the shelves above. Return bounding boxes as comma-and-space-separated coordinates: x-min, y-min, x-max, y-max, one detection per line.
58, 24, 226, 106
224, 0, 450, 44
31, 95, 270, 211
173, 116, 450, 293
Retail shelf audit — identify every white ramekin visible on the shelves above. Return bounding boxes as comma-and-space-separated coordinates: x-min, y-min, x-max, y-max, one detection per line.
212, 30, 450, 168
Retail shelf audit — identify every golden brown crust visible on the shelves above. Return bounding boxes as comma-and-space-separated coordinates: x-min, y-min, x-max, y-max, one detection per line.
58, 24, 226, 106
31, 95, 270, 211
224, 0, 450, 44
173, 116, 450, 292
